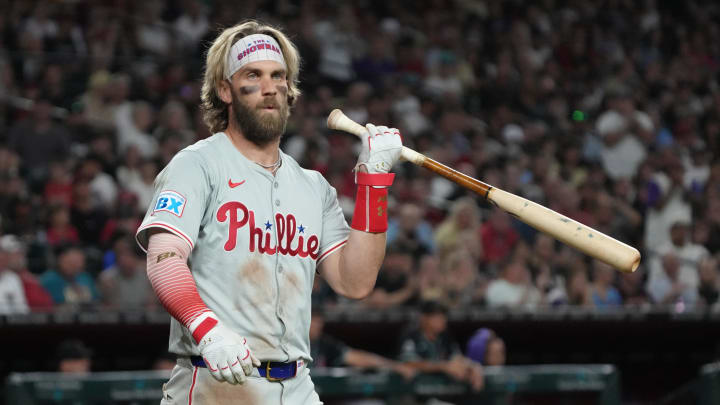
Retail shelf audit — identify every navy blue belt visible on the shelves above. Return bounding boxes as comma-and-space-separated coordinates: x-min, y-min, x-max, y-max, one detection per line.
190, 356, 299, 381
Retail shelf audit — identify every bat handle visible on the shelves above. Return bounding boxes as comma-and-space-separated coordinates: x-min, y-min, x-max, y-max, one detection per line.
327, 109, 426, 165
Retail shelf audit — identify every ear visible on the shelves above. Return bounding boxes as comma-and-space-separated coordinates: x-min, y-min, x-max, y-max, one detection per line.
218, 79, 232, 104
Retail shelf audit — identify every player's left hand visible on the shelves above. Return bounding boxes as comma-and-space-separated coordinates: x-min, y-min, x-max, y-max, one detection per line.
356, 123, 403, 174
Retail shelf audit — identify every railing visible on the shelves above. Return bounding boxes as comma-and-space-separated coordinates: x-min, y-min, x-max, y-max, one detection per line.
5, 364, 621, 405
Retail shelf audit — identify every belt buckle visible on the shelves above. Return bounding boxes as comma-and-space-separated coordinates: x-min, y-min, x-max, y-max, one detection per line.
265, 362, 282, 382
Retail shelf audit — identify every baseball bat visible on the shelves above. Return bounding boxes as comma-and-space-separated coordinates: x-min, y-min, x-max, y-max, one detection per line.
327, 109, 641, 273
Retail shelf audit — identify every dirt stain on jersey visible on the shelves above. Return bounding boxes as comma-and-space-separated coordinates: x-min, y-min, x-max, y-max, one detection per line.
285, 271, 303, 295
238, 257, 269, 288
235, 257, 274, 323
278, 269, 307, 323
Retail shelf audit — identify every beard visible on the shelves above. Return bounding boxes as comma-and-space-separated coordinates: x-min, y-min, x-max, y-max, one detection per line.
231, 89, 289, 147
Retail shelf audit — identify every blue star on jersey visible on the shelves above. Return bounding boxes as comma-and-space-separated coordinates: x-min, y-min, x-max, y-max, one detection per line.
298, 225, 305, 233
265, 221, 272, 230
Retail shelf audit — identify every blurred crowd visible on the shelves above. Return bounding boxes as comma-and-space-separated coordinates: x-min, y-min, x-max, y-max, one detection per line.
1, 0, 720, 316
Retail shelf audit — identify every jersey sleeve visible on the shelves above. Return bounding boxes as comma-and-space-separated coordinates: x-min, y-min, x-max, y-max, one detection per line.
316, 176, 350, 263
135, 150, 212, 252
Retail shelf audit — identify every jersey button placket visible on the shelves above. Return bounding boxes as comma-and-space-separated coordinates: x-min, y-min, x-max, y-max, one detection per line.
270, 176, 288, 358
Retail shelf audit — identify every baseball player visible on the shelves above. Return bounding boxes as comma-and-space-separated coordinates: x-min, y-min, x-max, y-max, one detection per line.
135, 20, 403, 404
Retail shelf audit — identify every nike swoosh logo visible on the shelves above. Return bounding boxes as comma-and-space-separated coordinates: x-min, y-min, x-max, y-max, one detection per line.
228, 179, 246, 188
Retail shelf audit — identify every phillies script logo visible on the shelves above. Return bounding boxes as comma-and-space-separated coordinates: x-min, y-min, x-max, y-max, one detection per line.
217, 201, 319, 259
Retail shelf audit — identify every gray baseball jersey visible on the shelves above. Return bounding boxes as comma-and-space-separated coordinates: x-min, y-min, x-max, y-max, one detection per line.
136, 132, 350, 363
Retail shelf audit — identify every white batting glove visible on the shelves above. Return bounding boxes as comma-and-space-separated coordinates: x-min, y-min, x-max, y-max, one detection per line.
194, 319, 260, 384
356, 123, 403, 174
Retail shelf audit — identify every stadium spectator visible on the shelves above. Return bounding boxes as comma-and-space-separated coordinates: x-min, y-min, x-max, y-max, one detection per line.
643, 155, 693, 252
45, 204, 79, 247
98, 236, 155, 310
43, 160, 74, 207
363, 242, 417, 309
7, 98, 71, 185
116, 101, 158, 159
564, 267, 593, 307
154, 100, 195, 147
618, 267, 649, 307
134, 0, 171, 58
417, 254, 446, 303
173, 0, 209, 53
387, 202, 436, 256
647, 252, 699, 309
705, 196, 720, 254
434, 197, 482, 260
80, 70, 115, 131
591, 186, 643, 246
697, 256, 720, 309
0, 236, 29, 314
55, 339, 92, 374
312, 4, 362, 90
98, 194, 143, 247
441, 249, 484, 309
119, 158, 158, 214
486, 259, 543, 310
338, 81, 371, 126
480, 209, 519, 266
310, 310, 415, 380
595, 91, 649, 181
283, 117, 329, 171
649, 220, 709, 295
0, 235, 53, 310
590, 260, 623, 309
528, 234, 558, 273
40, 244, 98, 308
466, 328, 506, 366
397, 301, 483, 391
76, 155, 118, 213
70, 179, 108, 245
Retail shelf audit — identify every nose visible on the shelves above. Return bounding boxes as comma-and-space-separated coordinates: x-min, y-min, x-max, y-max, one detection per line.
260, 76, 277, 96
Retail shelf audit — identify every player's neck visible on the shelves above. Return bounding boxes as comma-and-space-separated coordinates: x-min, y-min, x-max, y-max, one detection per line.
224, 127, 282, 173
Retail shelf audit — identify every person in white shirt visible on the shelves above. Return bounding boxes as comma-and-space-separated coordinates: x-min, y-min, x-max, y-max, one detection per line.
596, 110, 647, 181
648, 220, 708, 293
0, 242, 30, 315
647, 252, 698, 308
486, 259, 543, 310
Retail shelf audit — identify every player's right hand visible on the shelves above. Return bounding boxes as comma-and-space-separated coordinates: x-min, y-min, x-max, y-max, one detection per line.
356, 123, 403, 174
197, 321, 261, 384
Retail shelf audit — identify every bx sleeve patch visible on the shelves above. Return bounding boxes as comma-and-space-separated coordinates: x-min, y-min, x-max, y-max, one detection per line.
153, 190, 187, 217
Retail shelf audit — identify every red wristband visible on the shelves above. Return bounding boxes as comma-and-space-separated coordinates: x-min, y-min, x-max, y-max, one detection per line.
351, 172, 395, 233
355, 172, 395, 187
191, 317, 218, 343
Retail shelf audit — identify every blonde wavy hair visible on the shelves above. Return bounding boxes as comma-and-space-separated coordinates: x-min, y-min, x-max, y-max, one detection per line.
201, 20, 301, 133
